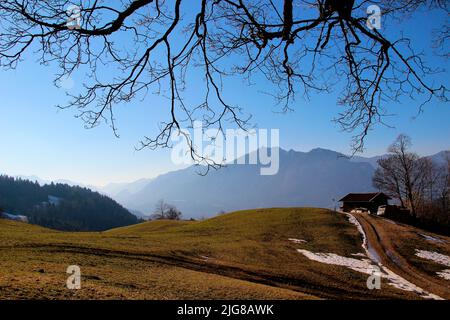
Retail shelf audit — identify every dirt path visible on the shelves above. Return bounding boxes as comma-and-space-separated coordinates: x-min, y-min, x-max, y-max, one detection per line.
351, 212, 450, 299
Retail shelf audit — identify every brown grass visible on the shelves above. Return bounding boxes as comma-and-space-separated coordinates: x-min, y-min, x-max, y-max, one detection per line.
0, 208, 434, 299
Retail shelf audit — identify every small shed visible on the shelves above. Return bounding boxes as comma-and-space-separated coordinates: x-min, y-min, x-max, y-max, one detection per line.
339, 192, 390, 214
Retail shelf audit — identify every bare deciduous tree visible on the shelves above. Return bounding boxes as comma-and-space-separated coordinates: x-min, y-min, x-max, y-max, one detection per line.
164, 205, 182, 220
433, 153, 450, 219
0, 1, 447, 166
374, 135, 449, 226
152, 199, 170, 220
373, 156, 405, 207
374, 135, 427, 217
152, 199, 182, 220
414, 155, 450, 228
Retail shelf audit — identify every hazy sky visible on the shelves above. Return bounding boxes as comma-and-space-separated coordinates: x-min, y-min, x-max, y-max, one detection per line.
0, 3, 449, 186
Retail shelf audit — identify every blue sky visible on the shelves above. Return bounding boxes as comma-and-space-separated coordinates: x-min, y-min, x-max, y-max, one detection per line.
0, 3, 448, 186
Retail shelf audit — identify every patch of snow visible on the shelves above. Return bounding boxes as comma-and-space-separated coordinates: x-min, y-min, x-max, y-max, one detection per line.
329, 212, 443, 299
437, 270, 450, 280
48, 195, 62, 206
346, 214, 367, 248
419, 234, 447, 244
415, 250, 450, 281
288, 238, 307, 244
415, 250, 450, 267
380, 268, 441, 300
344, 212, 381, 263
351, 253, 367, 257
297, 249, 442, 300
0, 212, 28, 222
297, 249, 374, 274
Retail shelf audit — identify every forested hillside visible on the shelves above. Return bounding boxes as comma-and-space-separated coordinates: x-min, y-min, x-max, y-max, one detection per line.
0, 175, 138, 231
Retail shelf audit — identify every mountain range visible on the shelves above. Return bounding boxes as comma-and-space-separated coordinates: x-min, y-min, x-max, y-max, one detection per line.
110, 148, 449, 219
10, 148, 448, 220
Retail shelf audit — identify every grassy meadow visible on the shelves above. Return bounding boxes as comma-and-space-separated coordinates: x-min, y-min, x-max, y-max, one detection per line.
0, 208, 420, 299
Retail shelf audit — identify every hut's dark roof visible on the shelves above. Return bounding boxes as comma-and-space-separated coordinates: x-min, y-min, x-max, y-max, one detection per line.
339, 192, 391, 202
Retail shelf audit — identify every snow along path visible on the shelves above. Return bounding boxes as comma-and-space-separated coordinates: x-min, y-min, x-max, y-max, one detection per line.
295, 212, 443, 300
296, 249, 441, 299
346, 213, 382, 263
345, 212, 442, 299
354, 212, 450, 299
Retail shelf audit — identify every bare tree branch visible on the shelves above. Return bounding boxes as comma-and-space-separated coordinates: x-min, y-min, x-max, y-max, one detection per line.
0, 0, 447, 165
